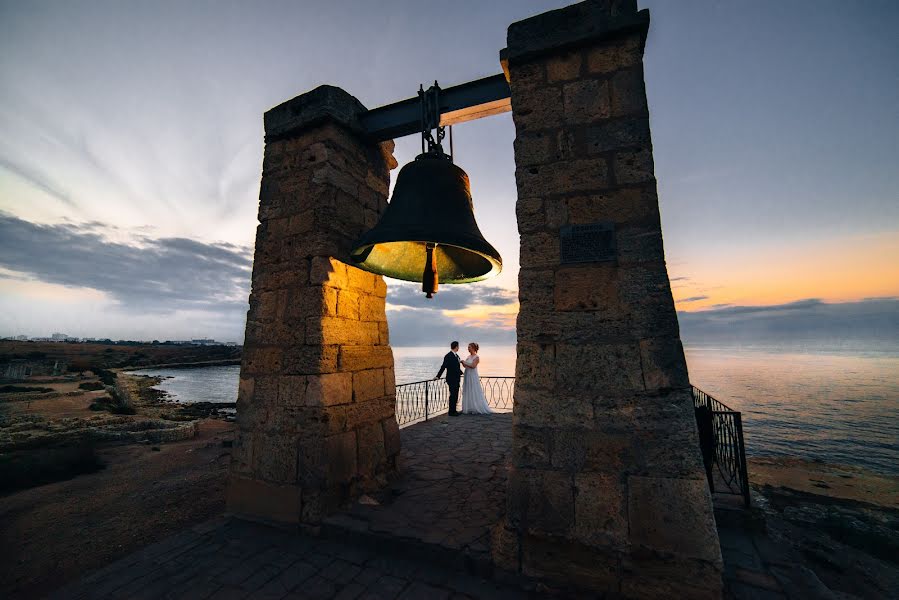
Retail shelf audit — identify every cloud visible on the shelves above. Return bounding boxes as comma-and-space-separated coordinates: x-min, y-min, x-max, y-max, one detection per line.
387, 281, 517, 311
678, 298, 899, 344
0, 212, 251, 313
386, 307, 516, 347
677, 295, 709, 303
0, 157, 76, 208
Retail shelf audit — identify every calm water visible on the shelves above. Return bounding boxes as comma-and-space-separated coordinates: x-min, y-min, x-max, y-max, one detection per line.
132, 345, 899, 476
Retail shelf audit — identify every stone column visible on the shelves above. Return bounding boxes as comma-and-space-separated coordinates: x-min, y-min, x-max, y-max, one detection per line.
227, 86, 400, 527
495, 1, 723, 597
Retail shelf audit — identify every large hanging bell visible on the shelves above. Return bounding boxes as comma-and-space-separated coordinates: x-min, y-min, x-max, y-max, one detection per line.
349, 152, 502, 297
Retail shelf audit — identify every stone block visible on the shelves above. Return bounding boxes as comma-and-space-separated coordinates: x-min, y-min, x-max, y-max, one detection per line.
614, 148, 654, 185
550, 429, 588, 472
520, 532, 620, 593
346, 266, 378, 293
513, 133, 554, 168
310, 256, 348, 287
513, 387, 595, 430
582, 430, 632, 474
565, 186, 659, 226
507, 61, 547, 93
306, 317, 379, 346
306, 372, 353, 406
546, 51, 582, 81
282, 344, 339, 375
610, 67, 648, 117
325, 430, 357, 483
241, 347, 283, 376
639, 337, 689, 390
519, 231, 560, 268
515, 342, 555, 390
378, 321, 390, 345
586, 35, 643, 74
353, 368, 385, 403
252, 434, 299, 484
286, 286, 338, 321
563, 79, 610, 124
517, 268, 554, 310
585, 117, 651, 154
227, 476, 301, 525
515, 197, 545, 234
358, 294, 386, 322
510, 86, 563, 132
382, 417, 401, 457
357, 422, 387, 479
344, 397, 395, 431
338, 345, 393, 371
278, 375, 307, 406
336, 289, 361, 320
507, 468, 574, 534
615, 224, 664, 264
516, 157, 610, 196
553, 264, 620, 312
573, 473, 628, 549
627, 475, 722, 563
555, 342, 644, 394
511, 424, 552, 469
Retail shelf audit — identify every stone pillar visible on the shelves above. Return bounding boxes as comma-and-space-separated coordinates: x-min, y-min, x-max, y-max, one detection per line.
227, 86, 400, 527
495, 1, 723, 597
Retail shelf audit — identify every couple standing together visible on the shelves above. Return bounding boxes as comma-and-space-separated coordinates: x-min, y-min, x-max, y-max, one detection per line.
434, 341, 493, 416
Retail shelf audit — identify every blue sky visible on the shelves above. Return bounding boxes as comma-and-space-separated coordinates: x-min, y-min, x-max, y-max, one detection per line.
0, 0, 896, 344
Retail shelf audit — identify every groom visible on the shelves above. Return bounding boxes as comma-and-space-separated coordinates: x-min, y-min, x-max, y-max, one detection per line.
435, 341, 463, 416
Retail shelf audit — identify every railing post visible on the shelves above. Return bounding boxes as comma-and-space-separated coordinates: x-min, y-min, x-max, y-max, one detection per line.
734, 413, 751, 507
424, 380, 429, 421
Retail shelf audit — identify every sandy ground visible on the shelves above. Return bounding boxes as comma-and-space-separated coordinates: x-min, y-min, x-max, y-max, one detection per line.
0, 419, 234, 599
750, 456, 898, 510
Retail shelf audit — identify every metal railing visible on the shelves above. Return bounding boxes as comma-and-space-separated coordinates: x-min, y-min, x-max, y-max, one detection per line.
692, 386, 750, 507
394, 376, 514, 427
393, 378, 750, 507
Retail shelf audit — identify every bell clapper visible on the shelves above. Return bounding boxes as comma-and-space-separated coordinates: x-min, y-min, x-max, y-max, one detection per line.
423, 243, 438, 298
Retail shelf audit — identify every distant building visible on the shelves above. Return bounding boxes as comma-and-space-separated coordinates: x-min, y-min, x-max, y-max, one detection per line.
15, 335, 29, 341
51, 333, 70, 341
191, 338, 217, 346
225, 342, 238, 347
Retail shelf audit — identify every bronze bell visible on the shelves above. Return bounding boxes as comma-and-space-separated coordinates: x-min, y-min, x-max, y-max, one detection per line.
350, 152, 502, 297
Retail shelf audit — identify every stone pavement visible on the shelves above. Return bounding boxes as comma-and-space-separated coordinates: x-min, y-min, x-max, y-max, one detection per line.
49, 414, 840, 600
49, 517, 531, 600
322, 413, 512, 569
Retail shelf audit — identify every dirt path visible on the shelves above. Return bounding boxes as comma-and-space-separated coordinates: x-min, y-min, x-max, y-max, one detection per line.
0, 419, 234, 599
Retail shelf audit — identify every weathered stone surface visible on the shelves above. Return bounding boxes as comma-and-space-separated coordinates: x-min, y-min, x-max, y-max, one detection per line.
553, 264, 620, 312
563, 79, 610, 124
546, 51, 582, 82
502, 2, 720, 594
353, 368, 386, 403
229, 92, 398, 527
627, 475, 723, 563
573, 473, 628, 548
610, 67, 648, 117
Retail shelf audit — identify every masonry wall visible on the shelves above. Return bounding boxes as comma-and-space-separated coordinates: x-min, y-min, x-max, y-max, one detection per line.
495, 1, 724, 597
228, 89, 400, 526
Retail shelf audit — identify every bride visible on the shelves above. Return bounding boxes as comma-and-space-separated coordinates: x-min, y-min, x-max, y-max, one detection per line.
461, 343, 492, 414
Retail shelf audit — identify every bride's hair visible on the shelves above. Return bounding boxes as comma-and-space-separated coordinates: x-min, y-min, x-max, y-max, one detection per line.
470, 342, 479, 352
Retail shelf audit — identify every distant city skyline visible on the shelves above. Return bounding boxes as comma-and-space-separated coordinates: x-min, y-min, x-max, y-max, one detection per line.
1, 0, 897, 345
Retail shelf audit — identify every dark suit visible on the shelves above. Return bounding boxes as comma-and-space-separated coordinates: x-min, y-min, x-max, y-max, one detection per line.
437, 351, 463, 415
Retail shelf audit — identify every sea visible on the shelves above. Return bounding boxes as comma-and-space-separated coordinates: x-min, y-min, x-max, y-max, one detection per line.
131, 344, 899, 476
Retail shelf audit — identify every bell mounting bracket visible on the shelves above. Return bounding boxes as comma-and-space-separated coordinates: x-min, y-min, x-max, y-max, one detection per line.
418, 82, 452, 160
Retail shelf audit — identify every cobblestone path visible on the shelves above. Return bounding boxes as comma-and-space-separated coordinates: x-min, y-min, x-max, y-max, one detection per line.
323, 413, 512, 567
50, 517, 530, 600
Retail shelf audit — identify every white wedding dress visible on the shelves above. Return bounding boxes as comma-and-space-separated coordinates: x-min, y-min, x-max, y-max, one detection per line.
461, 354, 492, 414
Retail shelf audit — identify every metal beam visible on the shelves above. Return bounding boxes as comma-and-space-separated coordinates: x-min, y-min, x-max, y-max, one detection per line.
361, 74, 511, 141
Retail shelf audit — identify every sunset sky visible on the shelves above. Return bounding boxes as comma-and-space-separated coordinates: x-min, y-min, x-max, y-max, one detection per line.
1, 0, 897, 345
